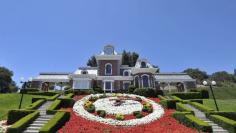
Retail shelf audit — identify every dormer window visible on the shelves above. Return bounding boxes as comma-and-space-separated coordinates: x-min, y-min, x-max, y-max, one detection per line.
141, 61, 147, 68
105, 63, 112, 75
82, 70, 88, 75
123, 70, 130, 76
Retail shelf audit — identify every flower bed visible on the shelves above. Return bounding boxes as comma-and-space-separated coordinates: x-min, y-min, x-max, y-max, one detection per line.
59, 108, 197, 133
0, 120, 10, 133
73, 93, 164, 126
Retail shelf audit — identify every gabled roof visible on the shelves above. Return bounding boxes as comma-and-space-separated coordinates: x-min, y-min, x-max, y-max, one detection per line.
155, 73, 196, 82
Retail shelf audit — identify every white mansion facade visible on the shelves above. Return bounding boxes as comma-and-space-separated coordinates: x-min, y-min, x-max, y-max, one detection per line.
32, 45, 196, 92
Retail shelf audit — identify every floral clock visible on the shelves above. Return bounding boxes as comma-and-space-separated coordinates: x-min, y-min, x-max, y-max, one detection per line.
73, 93, 164, 126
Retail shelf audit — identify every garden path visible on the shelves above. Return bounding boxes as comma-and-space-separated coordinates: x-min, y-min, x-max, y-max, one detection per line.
23, 101, 54, 133
185, 104, 228, 133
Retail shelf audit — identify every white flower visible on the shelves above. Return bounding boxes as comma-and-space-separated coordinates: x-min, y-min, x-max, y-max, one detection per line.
73, 93, 165, 126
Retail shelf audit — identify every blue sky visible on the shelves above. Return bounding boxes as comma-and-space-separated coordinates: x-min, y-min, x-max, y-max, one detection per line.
0, 0, 236, 85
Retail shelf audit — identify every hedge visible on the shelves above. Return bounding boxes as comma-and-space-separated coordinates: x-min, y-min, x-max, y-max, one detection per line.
172, 112, 212, 132
160, 99, 178, 109
209, 115, 236, 133
39, 111, 70, 133
59, 98, 75, 108
25, 99, 46, 110
171, 92, 202, 99
32, 94, 60, 103
27, 91, 58, 96
133, 88, 162, 97
190, 89, 209, 99
73, 89, 95, 95
46, 100, 62, 114
7, 111, 39, 133
208, 112, 236, 121
158, 95, 167, 101
176, 103, 194, 115
7, 110, 35, 125
187, 99, 203, 104
64, 93, 74, 99
20, 88, 39, 94
189, 102, 214, 113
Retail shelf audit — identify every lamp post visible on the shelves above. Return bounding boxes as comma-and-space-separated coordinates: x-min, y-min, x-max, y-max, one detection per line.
203, 80, 219, 111
18, 77, 32, 109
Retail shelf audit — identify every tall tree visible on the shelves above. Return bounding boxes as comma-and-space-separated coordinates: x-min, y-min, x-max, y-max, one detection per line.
87, 55, 97, 67
122, 50, 139, 67
211, 71, 234, 83
0, 66, 17, 93
183, 68, 208, 84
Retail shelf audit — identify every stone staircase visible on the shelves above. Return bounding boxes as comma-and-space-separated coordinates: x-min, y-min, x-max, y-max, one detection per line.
23, 101, 54, 133
185, 104, 228, 133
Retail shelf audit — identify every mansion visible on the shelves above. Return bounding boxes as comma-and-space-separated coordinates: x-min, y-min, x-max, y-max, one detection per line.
31, 45, 196, 92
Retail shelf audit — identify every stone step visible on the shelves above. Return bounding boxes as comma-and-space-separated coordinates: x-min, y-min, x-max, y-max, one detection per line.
29, 123, 44, 127
33, 120, 48, 124
26, 126, 41, 130
23, 130, 39, 133
38, 115, 53, 119
35, 118, 50, 121
213, 129, 228, 133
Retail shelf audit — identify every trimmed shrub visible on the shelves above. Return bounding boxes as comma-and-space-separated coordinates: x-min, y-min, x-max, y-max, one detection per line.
158, 95, 167, 101
172, 112, 212, 132
133, 111, 143, 119
160, 99, 178, 109
134, 88, 158, 97
47, 94, 60, 101
7, 111, 39, 133
171, 92, 202, 99
93, 87, 103, 93
39, 111, 70, 133
27, 92, 58, 96
208, 112, 236, 121
115, 114, 124, 121
25, 99, 46, 110
176, 103, 194, 115
209, 115, 236, 133
20, 88, 39, 94
97, 110, 106, 118
156, 89, 164, 96
128, 85, 136, 93
199, 89, 209, 99
7, 110, 34, 125
59, 98, 75, 108
64, 89, 73, 95
189, 102, 214, 113
74, 89, 95, 95
46, 100, 62, 114
171, 96, 183, 101
64, 93, 74, 99
86, 105, 95, 113
188, 99, 203, 104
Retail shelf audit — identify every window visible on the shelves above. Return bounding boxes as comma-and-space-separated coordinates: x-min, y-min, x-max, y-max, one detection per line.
105, 81, 112, 90
73, 80, 90, 89
123, 70, 129, 76
141, 62, 147, 68
142, 75, 149, 88
105, 63, 112, 75
81, 70, 88, 75
135, 76, 139, 88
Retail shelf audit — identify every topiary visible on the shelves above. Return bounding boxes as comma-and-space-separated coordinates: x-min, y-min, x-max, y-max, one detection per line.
115, 114, 124, 121
135, 113, 143, 119
133, 111, 141, 116
93, 87, 103, 93
97, 110, 106, 118
86, 105, 95, 113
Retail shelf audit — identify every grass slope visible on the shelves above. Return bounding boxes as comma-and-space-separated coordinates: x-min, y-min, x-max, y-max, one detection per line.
0, 93, 48, 120
203, 99, 236, 112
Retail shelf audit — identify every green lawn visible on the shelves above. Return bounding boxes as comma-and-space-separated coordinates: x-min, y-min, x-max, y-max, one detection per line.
203, 99, 236, 112
0, 93, 48, 120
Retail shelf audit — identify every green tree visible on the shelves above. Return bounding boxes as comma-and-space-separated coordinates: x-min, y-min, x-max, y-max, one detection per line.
87, 55, 97, 67
87, 51, 139, 67
211, 71, 234, 83
183, 68, 208, 84
122, 50, 139, 67
0, 66, 17, 93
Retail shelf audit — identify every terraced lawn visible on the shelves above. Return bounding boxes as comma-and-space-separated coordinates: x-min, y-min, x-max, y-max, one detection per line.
0, 93, 48, 120
203, 99, 236, 112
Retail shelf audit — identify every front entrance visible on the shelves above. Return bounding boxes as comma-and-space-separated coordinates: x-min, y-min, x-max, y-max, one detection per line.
103, 81, 113, 92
